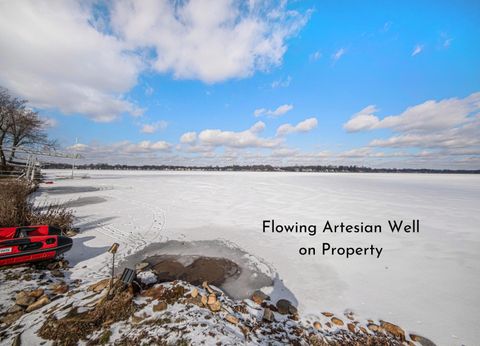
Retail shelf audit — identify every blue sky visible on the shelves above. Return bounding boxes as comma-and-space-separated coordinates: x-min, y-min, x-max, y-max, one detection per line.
0, 0, 479, 168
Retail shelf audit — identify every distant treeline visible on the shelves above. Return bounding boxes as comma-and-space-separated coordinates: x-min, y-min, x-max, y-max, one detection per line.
43, 163, 480, 174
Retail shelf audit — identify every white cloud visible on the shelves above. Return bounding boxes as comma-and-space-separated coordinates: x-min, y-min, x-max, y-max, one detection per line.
382, 21, 392, 32
440, 33, 453, 48
276, 117, 318, 136
140, 120, 168, 134
344, 92, 480, 154
67, 140, 171, 155
0, 1, 143, 122
0, 1, 310, 121
343, 105, 380, 132
412, 44, 424, 56
271, 76, 292, 88
254, 104, 293, 117
111, 0, 310, 84
68, 143, 89, 152
180, 132, 198, 144
344, 92, 480, 133
332, 48, 346, 62
309, 51, 322, 61
195, 121, 280, 149
145, 85, 154, 96
41, 117, 58, 128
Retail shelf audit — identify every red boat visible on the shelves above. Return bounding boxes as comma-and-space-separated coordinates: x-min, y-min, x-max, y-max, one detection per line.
0, 225, 73, 267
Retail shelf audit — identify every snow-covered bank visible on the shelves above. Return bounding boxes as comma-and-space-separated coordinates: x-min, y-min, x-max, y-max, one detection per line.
32, 170, 480, 345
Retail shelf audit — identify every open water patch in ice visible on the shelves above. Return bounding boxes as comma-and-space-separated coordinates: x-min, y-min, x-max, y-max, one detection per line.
120, 239, 285, 301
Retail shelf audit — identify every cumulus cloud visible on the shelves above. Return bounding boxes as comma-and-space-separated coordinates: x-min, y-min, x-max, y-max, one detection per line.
344, 92, 480, 155
276, 117, 318, 136
68, 140, 171, 155
0, 1, 143, 122
345, 92, 480, 133
197, 121, 280, 148
180, 132, 198, 144
0, 1, 309, 121
412, 44, 424, 56
111, 0, 310, 84
140, 120, 168, 134
254, 104, 293, 117
343, 106, 380, 132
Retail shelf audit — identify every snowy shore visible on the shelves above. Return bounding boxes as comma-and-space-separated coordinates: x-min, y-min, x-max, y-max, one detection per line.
24, 170, 480, 345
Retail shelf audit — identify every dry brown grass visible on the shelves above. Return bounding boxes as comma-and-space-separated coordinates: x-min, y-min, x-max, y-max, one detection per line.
0, 179, 74, 230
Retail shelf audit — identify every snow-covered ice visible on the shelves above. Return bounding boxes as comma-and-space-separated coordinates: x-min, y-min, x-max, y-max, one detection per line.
35, 170, 480, 345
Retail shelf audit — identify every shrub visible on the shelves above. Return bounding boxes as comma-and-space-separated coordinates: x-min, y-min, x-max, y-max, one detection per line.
0, 180, 74, 230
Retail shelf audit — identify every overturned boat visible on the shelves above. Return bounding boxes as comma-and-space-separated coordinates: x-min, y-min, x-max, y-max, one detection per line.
0, 225, 73, 267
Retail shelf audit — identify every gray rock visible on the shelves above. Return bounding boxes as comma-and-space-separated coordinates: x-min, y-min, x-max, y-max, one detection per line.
262, 307, 274, 322
7, 305, 24, 314
51, 269, 64, 277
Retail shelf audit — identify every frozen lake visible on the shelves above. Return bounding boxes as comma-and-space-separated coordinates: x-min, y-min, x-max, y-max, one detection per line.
39, 170, 480, 345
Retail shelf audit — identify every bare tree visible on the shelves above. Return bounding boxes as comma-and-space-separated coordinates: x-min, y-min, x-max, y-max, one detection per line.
0, 88, 26, 167
0, 87, 55, 168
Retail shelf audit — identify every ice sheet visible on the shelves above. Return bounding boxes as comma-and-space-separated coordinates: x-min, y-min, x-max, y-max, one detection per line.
37, 170, 480, 345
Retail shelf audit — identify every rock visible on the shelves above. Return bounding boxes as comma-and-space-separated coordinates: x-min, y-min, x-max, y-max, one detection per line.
275, 299, 293, 315
209, 301, 221, 312
251, 290, 269, 304
313, 321, 322, 330
288, 304, 298, 315
153, 301, 168, 312
7, 305, 24, 314
262, 307, 274, 322
331, 317, 344, 326
65, 229, 78, 237
46, 262, 59, 270
51, 269, 64, 278
409, 334, 437, 346
131, 315, 144, 324
380, 320, 405, 341
207, 293, 217, 305
26, 296, 50, 313
367, 323, 380, 332
202, 281, 214, 294
0, 311, 23, 325
29, 288, 44, 298
322, 312, 334, 317
201, 295, 208, 306
135, 262, 149, 272
15, 292, 35, 307
347, 323, 356, 333
53, 283, 69, 295
190, 288, 198, 298
225, 314, 238, 324
88, 278, 111, 292
359, 326, 368, 334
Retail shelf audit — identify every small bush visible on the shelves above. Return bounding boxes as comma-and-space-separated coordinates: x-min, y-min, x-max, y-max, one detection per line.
0, 180, 74, 230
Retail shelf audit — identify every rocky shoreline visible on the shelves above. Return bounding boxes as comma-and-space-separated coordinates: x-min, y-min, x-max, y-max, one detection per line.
0, 259, 436, 345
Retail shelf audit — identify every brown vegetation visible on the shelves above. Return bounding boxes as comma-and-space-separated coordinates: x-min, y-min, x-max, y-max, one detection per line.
0, 179, 73, 230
